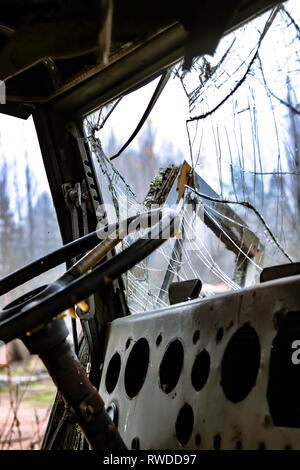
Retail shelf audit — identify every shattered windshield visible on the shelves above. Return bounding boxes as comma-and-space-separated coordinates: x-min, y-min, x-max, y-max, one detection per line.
84, 0, 299, 312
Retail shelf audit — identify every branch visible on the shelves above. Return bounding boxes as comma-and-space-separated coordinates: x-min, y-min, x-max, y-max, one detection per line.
257, 53, 300, 115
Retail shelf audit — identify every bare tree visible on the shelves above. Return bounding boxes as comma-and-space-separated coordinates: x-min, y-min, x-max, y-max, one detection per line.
24, 149, 37, 260
0, 159, 17, 278
285, 80, 300, 227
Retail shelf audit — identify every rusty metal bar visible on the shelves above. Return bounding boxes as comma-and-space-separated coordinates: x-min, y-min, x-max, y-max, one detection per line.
23, 319, 127, 451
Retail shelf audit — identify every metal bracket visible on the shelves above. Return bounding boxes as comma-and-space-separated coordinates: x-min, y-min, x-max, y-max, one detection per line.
42, 58, 61, 90
168, 279, 202, 305
260, 262, 300, 283
62, 181, 89, 244
76, 296, 96, 321
62, 181, 95, 357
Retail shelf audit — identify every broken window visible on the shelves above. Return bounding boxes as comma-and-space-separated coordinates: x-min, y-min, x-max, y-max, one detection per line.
0, 115, 63, 309
83, 0, 299, 313
179, 0, 300, 268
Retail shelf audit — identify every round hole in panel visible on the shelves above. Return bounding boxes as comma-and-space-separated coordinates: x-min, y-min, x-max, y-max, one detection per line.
191, 349, 210, 392
216, 327, 224, 342
175, 403, 194, 446
124, 338, 149, 398
131, 437, 140, 450
193, 330, 200, 344
159, 339, 184, 394
156, 334, 162, 347
105, 352, 121, 394
195, 433, 201, 446
221, 324, 260, 403
236, 440, 242, 450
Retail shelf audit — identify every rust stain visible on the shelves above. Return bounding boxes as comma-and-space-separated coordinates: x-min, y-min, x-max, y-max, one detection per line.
176, 161, 194, 204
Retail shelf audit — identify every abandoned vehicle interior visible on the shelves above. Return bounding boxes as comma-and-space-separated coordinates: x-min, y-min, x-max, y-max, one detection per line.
0, 0, 300, 451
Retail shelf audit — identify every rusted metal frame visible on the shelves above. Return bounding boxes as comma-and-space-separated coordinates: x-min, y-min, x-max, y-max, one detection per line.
49, 23, 187, 118
33, 108, 76, 245
3, 1, 281, 111
34, 115, 91, 360
32, 108, 128, 448
42, 58, 62, 91
4, 23, 183, 106
69, 120, 131, 321
46, 0, 281, 119
66, 121, 128, 441
62, 180, 90, 356
0, 19, 63, 93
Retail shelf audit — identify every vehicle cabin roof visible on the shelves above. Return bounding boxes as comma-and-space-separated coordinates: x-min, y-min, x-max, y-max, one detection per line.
0, 0, 280, 117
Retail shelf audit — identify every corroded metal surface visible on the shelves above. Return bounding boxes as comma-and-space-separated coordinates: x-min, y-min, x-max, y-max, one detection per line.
99, 274, 300, 450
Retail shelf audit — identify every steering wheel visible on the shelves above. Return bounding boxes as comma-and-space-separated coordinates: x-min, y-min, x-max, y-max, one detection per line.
0, 208, 178, 344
